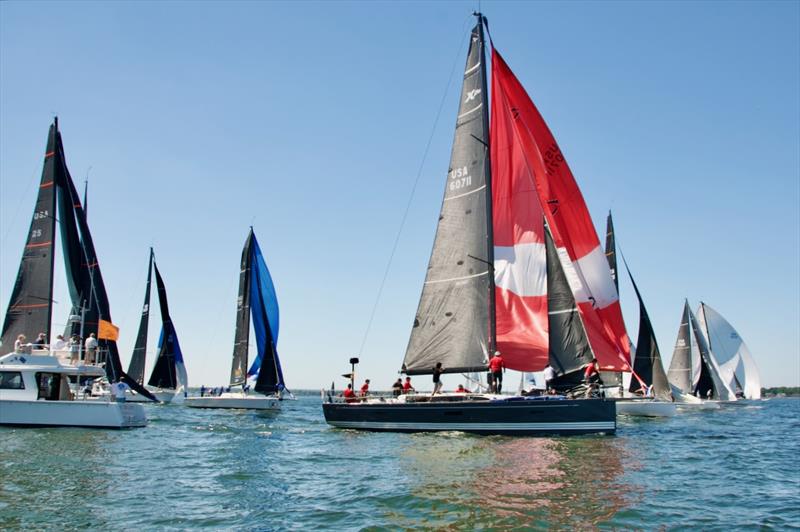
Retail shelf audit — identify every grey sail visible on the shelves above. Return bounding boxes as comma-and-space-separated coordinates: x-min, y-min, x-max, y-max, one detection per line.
1, 122, 58, 348
230, 230, 254, 386
402, 21, 494, 376
668, 300, 694, 394
689, 306, 734, 401
545, 224, 594, 388
127, 248, 153, 384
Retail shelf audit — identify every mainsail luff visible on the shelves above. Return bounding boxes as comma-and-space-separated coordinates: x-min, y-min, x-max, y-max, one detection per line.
127, 248, 153, 384
402, 20, 493, 376
230, 230, 254, 386
1, 121, 59, 347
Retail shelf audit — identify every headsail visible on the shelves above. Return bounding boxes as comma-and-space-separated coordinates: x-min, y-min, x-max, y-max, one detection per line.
127, 249, 154, 384
622, 258, 672, 401
696, 303, 761, 399
490, 49, 630, 371
544, 223, 594, 384
246, 234, 285, 394
402, 21, 494, 376
490, 32, 548, 371
230, 230, 254, 386
147, 259, 188, 392
1, 121, 58, 348
605, 212, 618, 292
688, 307, 736, 401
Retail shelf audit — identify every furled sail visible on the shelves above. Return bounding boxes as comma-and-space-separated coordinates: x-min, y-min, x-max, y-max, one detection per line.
490, 35, 549, 371
668, 300, 694, 394
402, 21, 493, 376
622, 259, 672, 401
230, 230, 254, 386
147, 260, 188, 392
1, 121, 58, 348
127, 249, 154, 384
246, 234, 285, 394
696, 303, 761, 399
544, 223, 594, 384
490, 49, 630, 371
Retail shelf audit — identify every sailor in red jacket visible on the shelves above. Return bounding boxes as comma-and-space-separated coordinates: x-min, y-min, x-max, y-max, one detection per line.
360, 379, 370, 397
342, 384, 357, 403
489, 351, 505, 394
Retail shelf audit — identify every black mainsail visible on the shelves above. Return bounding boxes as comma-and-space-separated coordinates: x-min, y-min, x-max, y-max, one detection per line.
605, 212, 618, 292
230, 230, 254, 386
545, 224, 594, 388
127, 249, 154, 384
402, 20, 494, 376
147, 259, 186, 391
1, 122, 59, 347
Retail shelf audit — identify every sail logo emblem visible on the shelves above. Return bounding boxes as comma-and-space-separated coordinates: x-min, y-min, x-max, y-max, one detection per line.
142, 304, 149, 314
676, 339, 686, 347
465, 88, 481, 103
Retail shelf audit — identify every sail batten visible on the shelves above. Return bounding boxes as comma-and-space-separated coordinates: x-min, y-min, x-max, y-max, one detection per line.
402, 21, 493, 376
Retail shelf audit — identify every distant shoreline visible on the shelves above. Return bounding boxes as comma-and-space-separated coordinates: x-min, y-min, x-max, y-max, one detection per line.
762, 387, 800, 397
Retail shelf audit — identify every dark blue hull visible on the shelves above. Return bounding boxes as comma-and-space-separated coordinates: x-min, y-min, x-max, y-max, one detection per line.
322, 396, 616, 436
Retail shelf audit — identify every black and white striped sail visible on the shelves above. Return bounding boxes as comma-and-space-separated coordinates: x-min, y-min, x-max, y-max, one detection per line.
545, 224, 594, 385
696, 303, 761, 399
402, 21, 494, 376
127, 249, 154, 384
230, 230, 254, 386
1, 122, 58, 348
622, 259, 672, 401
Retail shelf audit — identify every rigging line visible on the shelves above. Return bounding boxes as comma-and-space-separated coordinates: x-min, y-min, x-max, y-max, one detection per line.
356, 25, 471, 358
0, 167, 40, 250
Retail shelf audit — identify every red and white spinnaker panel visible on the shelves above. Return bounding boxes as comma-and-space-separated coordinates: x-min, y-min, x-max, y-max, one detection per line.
491, 49, 631, 371
491, 61, 548, 371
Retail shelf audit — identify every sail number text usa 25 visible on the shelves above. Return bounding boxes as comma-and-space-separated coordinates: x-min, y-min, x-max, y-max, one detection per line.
449, 166, 472, 191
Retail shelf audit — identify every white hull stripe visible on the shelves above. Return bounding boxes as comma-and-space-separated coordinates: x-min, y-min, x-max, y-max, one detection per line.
327, 421, 615, 431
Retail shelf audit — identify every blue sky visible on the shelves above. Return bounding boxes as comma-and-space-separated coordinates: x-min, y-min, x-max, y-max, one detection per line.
1, 1, 798, 389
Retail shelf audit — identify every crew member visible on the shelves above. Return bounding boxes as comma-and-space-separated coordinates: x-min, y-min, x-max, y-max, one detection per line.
402, 376, 414, 394
431, 362, 444, 396
343, 384, 357, 403
360, 379, 370, 397
489, 351, 505, 394
392, 378, 403, 397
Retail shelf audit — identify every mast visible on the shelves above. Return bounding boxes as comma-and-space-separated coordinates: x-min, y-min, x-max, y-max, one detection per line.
477, 13, 497, 354
1, 119, 59, 347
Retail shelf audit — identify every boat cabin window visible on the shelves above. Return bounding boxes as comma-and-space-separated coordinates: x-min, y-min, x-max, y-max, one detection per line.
35, 372, 70, 401
0, 371, 25, 390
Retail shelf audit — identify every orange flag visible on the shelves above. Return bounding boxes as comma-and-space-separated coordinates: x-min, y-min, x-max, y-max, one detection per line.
98, 319, 119, 341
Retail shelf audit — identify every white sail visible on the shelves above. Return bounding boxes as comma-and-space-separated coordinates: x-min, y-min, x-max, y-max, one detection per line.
696, 304, 761, 399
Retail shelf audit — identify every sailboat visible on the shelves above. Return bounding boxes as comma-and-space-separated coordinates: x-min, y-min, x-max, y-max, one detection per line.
602, 213, 676, 417
185, 228, 286, 410
323, 14, 626, 435
124, 248, 189, 403
695, 302, 761, 401
0, 118, 149, 428
667, 300, 733, 408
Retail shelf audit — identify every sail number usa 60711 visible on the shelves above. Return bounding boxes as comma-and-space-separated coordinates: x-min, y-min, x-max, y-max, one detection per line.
448, 166, 472, 191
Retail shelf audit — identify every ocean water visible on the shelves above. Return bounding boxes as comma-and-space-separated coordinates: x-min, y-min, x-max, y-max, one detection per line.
1, 396, 798, 530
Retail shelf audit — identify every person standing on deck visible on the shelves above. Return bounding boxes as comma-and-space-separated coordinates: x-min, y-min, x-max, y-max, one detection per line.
360, 379, 370, 397
543, 365, 556, 393
52, 334, 67, 351
392, 378, 403, 397
14, 334, 27, 353
32, 333, 48, 349
431, 363, 444, 396
583, 357, 602, 385
84, 333, 98, 365
489, 351, 505, 394
69, 335, 80, 364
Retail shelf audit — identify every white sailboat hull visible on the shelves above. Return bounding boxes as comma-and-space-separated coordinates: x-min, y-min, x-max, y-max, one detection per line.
0, 399, 147, 428
125, 390, 177, 403
675, 400, 721, 410
185, 392, 280, 410
615, 399, 677, 418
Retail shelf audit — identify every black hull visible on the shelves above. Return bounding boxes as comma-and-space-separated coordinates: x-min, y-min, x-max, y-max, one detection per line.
322, 397, 616, 436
